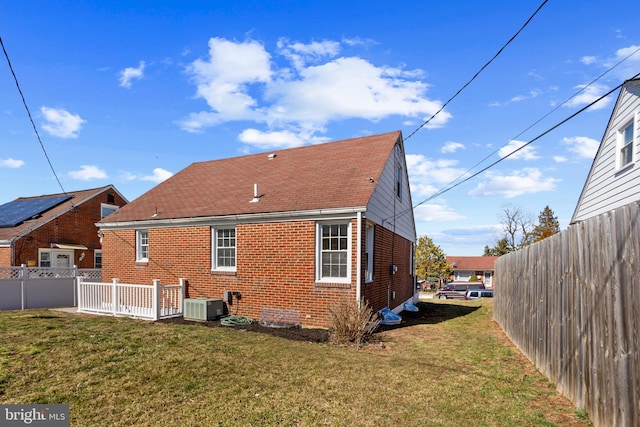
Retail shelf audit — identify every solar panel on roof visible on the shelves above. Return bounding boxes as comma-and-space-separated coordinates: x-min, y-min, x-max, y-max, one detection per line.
0, 195, 72, 228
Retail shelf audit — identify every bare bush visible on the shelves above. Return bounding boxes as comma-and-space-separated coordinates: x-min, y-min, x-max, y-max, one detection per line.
328, 298, 380, 346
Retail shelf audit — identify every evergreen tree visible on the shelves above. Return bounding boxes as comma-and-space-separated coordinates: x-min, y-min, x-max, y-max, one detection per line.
531, 205, 560, 242
415, 235, 452, 282
483, 237, 512, 256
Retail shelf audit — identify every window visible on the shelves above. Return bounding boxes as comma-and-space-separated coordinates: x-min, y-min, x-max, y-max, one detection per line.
317, 222, 351, 282
40, 251, 51, 268
212, 227, 236, 271
101, 203, 119, 219
396, 164, 403, 200
38, 249, 72, 268
619, 121, 635, 169
136, 230, 149, 262
365, 224, 374, 282
94, 250, 102, 268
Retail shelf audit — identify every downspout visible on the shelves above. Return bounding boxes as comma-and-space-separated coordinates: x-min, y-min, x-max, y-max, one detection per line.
356, 211, 362, 306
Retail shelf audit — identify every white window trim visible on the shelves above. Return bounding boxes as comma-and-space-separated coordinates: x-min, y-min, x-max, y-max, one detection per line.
100, 203, 119, 219
94, 249, 102, 268
316, 221, 352, 284
365, 224, 374, 283
616, 113, 637, 172
38, 249, 73, 268
136, 230, 149, 262
211, 227, 237, 272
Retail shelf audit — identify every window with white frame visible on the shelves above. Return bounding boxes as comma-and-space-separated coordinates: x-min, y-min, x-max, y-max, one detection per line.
317, 222, 351, 282
101, 203, 119, 219
212, 227, 236, 271
365, 224, 374, 282
38, 249, 72, 268
136, 230, 149, 262
618, 120, 635, 170
94, 250, 102, 268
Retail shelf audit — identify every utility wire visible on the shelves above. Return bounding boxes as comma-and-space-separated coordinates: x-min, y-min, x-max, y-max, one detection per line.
0, 36, 68, 197
389, 72, 640, 223
435, 45, 640, 195
404, 0, 549, 142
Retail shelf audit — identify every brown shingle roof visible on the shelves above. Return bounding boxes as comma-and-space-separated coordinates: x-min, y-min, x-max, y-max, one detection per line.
0, 185, 120, 242
105, 131, 402, 223
447, 256, 499, 271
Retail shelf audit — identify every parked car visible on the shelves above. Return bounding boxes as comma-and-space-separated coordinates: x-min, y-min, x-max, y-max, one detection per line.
435, 282, 485, 299
465, 289, 494, 300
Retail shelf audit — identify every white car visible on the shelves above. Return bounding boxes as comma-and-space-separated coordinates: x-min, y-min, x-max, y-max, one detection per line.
464, 289, 494, 300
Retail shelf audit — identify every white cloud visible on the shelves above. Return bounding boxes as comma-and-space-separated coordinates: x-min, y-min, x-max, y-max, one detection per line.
238, 128, 305, 149
562, 136, 599, 159
179, 37, 452, 144
469, 167, 559, 198
553, 155, 568, 163
413, 203, 465, 222
563, 83, 612, 111
40, 106, 85, 138
0, 158, 25, 168
141, 168, 173, 183
406, 153, 469, 198
119, 61, 146, 88
581, 56, 597, 65
441, 141, 465, 154
69, 165, 107, 180
498, 140, 540, 161
602, 45, 640, 80
510, 89, 541, 103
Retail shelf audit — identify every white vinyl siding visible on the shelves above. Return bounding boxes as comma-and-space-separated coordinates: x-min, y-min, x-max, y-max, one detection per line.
316, 222, 351, 283
572, 81, 640, 223
212, 227, 236, 271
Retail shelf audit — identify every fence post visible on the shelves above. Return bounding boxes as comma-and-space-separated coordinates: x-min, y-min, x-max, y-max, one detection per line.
76, 276, 83, 310
179, 278, 186, 315
20, 264, 27, 310
153, 279, 160, 321
112, 278, 119, 316
73, 265, 78, 307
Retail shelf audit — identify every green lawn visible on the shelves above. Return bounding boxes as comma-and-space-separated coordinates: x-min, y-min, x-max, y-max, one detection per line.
0, 300, 590, 426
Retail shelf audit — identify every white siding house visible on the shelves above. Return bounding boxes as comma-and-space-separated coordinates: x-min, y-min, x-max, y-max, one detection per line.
572, 79, 640, 223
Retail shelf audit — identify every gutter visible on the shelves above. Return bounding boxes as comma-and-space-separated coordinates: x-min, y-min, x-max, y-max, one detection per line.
97, 206, 368, 230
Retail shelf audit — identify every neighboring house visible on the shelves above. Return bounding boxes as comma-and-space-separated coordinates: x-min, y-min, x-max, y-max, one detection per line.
98, 131, 417, 328
572, 78, 640, 223
446, 256, 499, 288
0, 185, 127, 268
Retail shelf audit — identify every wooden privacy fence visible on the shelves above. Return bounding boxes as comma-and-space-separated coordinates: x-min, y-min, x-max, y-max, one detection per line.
493, 201, 640, 427
77, 277, 184, 321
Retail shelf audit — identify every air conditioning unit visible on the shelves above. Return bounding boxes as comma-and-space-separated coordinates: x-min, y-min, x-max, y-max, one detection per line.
184, 298, 224, 321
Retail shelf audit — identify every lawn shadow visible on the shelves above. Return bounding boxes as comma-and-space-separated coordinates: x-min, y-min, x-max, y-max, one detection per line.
376, 301, 481, 332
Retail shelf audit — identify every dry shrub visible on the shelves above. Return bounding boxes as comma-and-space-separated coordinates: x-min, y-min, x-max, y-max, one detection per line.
328, 298, 380, 346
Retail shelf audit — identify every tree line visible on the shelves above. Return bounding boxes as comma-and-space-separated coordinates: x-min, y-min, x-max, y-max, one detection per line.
415, 204, 560, 282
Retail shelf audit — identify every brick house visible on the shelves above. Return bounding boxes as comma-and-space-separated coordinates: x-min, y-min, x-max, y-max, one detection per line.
98, 131, 417, 327
0, 185, 127, 268
446, 256, 499, 288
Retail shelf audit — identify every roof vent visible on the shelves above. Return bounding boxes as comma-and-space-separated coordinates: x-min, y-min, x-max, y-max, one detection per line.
267, 153, 276, 160
250, 183, 260, 203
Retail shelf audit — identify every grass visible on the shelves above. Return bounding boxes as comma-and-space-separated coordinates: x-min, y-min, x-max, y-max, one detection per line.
0, 300, 591, 427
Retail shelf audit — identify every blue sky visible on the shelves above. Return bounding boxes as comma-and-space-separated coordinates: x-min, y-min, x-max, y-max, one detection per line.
1, 1, 639, 256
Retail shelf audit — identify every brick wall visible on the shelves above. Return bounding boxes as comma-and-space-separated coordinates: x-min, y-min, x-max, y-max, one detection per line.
102, 219, 363, 328
0, 247, 11, 266
361, 224, 415, 312
10, 190, 127, 267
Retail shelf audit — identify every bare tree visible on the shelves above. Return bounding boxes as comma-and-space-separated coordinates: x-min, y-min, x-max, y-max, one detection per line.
499, 204, 534, 250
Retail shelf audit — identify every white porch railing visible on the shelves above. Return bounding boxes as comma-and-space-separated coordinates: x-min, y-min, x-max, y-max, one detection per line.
77, 277, 184, 321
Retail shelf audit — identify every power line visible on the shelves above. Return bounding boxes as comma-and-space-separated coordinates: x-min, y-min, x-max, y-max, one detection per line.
0, 36, 68, 197
436, 45, 640, 195
404, 0, 549, 142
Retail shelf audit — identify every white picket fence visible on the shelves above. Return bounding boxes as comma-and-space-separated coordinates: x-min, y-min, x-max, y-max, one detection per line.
77, 277, 184, 321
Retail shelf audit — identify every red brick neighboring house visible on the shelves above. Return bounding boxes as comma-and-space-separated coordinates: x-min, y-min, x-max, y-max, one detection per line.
0, 185, 127, 268
98, 131, 417, 327
446, 256, 499, 288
